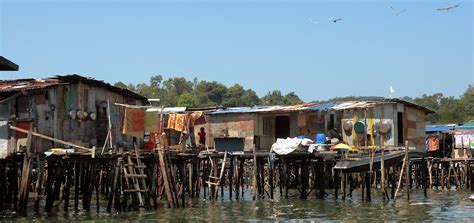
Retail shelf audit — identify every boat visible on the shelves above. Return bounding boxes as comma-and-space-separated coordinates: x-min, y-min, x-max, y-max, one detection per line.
334, 150, 405, 173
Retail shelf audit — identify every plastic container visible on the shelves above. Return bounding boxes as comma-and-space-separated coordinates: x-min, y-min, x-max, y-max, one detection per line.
316, 133, 327, 144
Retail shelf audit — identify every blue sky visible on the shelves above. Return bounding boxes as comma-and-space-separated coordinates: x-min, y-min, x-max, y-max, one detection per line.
0, 0, 472, 101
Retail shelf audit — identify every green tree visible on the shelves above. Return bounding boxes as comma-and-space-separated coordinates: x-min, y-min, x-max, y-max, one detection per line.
283, 92, 303, 105
457, 85, 474, 122
114, 81, 127, 89
223, 84, 261, 107
261, 90, 285, 106
195, 81, 228, 106
162, 77, 194, 106
150, 75, 163, 88
177, 92, 198, 107
242, 89, 260, 106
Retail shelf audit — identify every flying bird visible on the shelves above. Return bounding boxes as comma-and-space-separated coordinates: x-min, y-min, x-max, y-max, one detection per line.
330, 18, 342, 23
309, 18, 318, 25
390, 6, 407, 16
437, 4, 459, 11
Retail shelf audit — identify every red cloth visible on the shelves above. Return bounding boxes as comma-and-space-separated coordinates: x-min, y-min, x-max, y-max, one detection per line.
198, 131, 206, 144
122, 108, 145, 138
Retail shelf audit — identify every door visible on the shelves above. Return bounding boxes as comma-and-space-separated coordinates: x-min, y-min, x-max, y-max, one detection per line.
275, 116, 290, 139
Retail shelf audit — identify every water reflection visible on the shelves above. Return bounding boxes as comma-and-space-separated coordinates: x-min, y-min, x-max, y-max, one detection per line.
4, 189, 474, 222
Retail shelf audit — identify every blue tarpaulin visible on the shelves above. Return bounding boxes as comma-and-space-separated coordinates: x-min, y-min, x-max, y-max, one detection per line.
426, 125, 455, 132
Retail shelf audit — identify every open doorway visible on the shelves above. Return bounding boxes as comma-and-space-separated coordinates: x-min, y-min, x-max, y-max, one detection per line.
275, 116, 290, 139
397, 112, 404, 145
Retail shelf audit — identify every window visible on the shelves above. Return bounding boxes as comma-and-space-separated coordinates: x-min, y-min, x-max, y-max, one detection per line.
262, 116, 273, 136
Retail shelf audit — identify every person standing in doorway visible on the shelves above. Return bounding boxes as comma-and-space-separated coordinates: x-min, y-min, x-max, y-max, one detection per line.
198, 127, 206, 148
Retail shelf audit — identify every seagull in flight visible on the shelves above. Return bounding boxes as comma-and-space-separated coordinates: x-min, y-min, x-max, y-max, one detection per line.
390, 6, 406, 16
437, 4, 459, 11
309, 18, 318, 25
330, 18, 342, 23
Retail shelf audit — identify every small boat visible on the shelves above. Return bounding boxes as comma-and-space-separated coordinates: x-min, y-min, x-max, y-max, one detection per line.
334, 150, 405, 173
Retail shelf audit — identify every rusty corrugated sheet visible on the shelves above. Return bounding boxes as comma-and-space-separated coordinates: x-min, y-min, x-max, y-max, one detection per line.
0, 79, 63, 93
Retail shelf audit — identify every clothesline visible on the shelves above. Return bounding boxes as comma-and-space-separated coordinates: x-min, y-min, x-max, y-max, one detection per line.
114, 102, 159, 109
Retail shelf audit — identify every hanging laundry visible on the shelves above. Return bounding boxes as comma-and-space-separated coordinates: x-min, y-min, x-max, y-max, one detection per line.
145, 111, 160, 133
174, 114, 188, 132
470, 134, 474, 149
428, 135, 439, 151
454, 135, 463, 148
122, 107, 145, 138
462, 134, 470, 149
167, 113, 176, 130
189, 112, 203, 127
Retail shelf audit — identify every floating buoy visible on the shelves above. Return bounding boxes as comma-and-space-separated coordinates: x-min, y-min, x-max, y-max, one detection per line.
469, 194, 474, 201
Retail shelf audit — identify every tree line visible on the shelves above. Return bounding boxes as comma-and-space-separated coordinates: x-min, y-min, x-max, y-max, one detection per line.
115, 75, 473, 124
114, 75, 303, 108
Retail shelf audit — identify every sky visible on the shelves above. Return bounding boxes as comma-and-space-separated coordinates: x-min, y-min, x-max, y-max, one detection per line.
0, 0, 472, 102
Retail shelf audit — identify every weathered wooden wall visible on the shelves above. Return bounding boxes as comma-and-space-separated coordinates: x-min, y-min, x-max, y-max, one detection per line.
204, 113, 255, 151
0, 81, 144, 158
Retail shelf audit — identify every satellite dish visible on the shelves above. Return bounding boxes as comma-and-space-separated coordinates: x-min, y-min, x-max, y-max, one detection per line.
377, 121, 392, 134
343, 121, 352, 131
354, 121, 366, 134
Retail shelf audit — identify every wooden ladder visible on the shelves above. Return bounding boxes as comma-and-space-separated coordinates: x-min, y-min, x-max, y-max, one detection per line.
123, 144, 149, 209
206, 152, 227, 198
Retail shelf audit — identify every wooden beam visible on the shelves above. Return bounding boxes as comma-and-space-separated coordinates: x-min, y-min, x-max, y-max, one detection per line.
9, 125, 93, 153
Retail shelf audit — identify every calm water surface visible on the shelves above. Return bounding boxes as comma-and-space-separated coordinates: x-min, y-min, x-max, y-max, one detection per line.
4, 189, 474, 222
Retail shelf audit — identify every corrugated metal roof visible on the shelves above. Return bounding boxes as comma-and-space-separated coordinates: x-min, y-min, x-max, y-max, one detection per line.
209, 102, 327, 115
306, 102, 337, 111
331, 101, 379, 110
55, 75, 148, 102
0, 74, 148, 103
146, 107, 187, 114
0, 79, 63, 92
426, 124, 455, 132
455, 120, 474, 130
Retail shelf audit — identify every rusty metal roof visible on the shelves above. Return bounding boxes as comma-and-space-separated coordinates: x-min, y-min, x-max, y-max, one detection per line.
210, 102, 325, 115
329, 99, 434, 114
210, 99, 434, 115
0, 78, 62, 93
55, 74, 147, 102
0, 74, 148, 103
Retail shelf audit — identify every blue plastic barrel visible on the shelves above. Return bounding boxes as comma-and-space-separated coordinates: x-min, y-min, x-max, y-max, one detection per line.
316, 133, 326, 144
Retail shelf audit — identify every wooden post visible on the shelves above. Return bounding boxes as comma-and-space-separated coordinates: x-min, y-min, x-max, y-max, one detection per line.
236, 157, 241, 200
269, 156, 274, 200
365, 171, 371, 202
34, 156, 45, 213
0, 164, 5, 212
342, 173, 347, 200
75, 160, 80, 211
64, 160, 72, 212
320, 159, 325, 199
180, 161, 186, 208
390, 167, 396, 199
44, 160, 56, 212
405, 141, 410, 200
239, 158, 244, 198
158, 149, 175, 208
229, 156, 234, 200
381, 149, 387, 200
300, 158, 309, 199
422, 154, 427, 198
282, 157, 289, 198
18, 128, 33, 214
252, 148, 258, 200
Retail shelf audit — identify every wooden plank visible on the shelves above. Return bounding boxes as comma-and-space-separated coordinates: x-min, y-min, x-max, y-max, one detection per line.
9, 125, 93, 152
